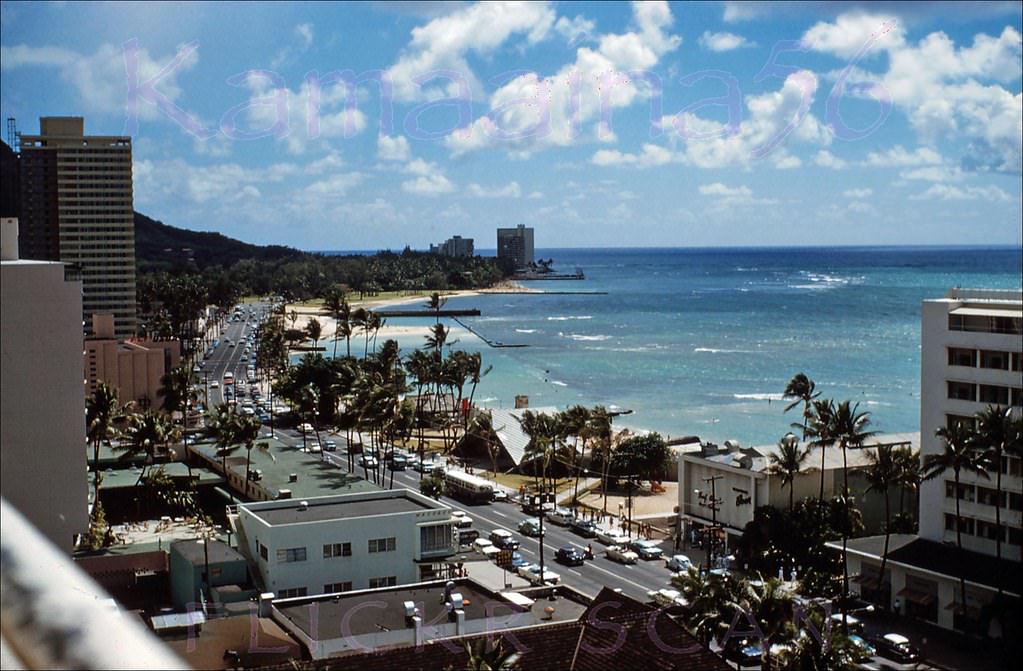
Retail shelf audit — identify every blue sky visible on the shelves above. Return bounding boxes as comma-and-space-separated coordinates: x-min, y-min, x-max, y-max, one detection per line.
2, 1, 1021, 250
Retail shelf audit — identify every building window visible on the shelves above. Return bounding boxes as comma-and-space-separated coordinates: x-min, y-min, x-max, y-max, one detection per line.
276, 547, 307, 563
946, 414, 976, 431
1011, 388, 1022, 408
978, 385, 1010, 405
977, 486, 1001, 507
947, 381, 976, 402
323, 542, 352, 558
979, 350, 1010, 370
368, 576, 397, 589
210, 567, 223, 579
1009, 527, 1022, 546
368, 537, 396, 553
324, 582, 352, 594
259, 543, 268, 561
976, 520, 1002, 540
1012, 352, 1022, 372
945, 481, 975, 502
947, 347, 977, 367
277, 587, 308, 599
420, 524, 454, 554
1010, 491, 1023, 512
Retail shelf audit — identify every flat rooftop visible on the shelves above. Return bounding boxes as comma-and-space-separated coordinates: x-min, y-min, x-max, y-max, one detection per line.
275, 578, 587, 640
250, 494, 432, 526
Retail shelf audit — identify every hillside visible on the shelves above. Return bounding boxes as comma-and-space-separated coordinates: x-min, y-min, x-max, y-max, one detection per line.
134, 211, 305, 270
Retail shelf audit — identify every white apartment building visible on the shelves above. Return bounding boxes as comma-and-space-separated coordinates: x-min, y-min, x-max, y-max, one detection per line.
19, 117, 137, 337
1, 218, 88, 552
234, 490, 458, 598
920, 288, 1022, 560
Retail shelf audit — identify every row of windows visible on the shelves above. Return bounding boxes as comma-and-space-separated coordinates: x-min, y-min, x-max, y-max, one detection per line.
271, 538, 397, 564
277, 547, 307, 563
945, 480, 1023, 510
277, 587, 308, 598
946, 381, 1023, 406
368, 537, 397, 553
324, 581, 353, 593
948, 314, 1023, 336
420, 524, 454, 554
323, 542, 352, 558
947, 348, 1022, 372
944, 514, 1023, 545
368, 576, 398, 589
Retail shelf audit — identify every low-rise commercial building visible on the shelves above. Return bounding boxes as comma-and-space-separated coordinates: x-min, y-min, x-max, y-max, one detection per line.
234, 490, 458, 598
84, 313, 181, 410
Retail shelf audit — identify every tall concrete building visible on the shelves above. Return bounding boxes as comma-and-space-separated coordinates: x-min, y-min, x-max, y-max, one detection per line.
18, 117, 137, 337
919, 288, 1022, 559
1, 218, 89, 552
497, 224, 533, 269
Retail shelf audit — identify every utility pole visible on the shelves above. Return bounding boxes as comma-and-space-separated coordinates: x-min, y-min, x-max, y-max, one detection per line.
696, 475, 723, 573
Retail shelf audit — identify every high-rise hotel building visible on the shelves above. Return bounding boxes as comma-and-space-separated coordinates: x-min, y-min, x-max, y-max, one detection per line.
920, 288, 1023, 561
18, 117, 136, 337
497, 224, 534, 270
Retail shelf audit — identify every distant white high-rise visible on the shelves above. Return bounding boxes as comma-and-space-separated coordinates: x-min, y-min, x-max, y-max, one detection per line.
1, 218, 88, 552
18, 117, 137, 337
497, 224, 534, 269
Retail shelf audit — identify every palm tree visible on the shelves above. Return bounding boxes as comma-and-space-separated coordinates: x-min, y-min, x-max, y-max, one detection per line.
86, 382, 128, 503
894, 446, 921, 529
830, 400, 876, 628
587, 406, 613, 514
235, 413, 269, 498
208, 404, 241, 497
305, 317, 322, 349
864, 444, 899, 604
783, 372, 820, 441
974, 405, 1023, 592
922, 422, 989, 622
464, 636, 516, 671
768, 432, 810, 511
320, 287, 349, 359
157, 365, 197, 472
426, 291, 447, 323
118, 410, 175, 487
738, 574, 799, 670
805, 399, 837, 502
561, 405, 591, 506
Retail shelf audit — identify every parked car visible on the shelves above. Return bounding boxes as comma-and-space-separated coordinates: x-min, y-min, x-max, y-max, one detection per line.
546, 508, 575, 526
491, 489, 509, 502
517, 519, 541, 536
509, 551, 529, 569
847, 634, 876, 659
569, 519, 598, 538
723, 639, 764, 668
489, 529, 520, 550
665, 554, 693, 572
829, 613, 864, 633
296, 423, 314, 434
450, 511, 473, 529
518, 563, 560, 585
605, 545, 639, 564
647, 588, 687, 610
555, 546, 585, 566
628, 538, 663, 560
456, 528, 479, 546
595, 528, 630, 545
872, 633, 921, 664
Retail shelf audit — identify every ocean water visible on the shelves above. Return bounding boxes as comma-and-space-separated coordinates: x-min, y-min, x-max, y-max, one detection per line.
355, 246, 1023, 447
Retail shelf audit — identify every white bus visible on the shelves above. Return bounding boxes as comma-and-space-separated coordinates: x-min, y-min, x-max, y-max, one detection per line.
444, 470, 494, 504
223, 371, 234, 385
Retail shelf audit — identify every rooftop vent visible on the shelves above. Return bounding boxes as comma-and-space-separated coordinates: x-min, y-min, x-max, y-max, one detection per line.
298, 501, 308, 511
289, 473, 298, 482
404, 600, 417, 619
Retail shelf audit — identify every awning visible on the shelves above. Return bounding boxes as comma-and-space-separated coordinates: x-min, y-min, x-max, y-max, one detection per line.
949, 307, 1021, 318
897, 587, 936, 606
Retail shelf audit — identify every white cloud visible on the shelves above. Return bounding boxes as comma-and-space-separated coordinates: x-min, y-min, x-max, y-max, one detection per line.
698, 31, 754, 52
910, 184, 1011, 201
401, 159, 454, 195
305, 152, 345, 174
445, 1, 681, 156
555, 15, 595, 44
843, 188, 873, 198
133, 158, 300, 205
377, 135, 411, 162
805, 14, 1023, 173
864, 145, 943, 167
240, 72, 367, 154
384, 1, 556, 102
304, 172, 364, 198
814, 150, 847, 169
295, 23, 314, 48
699, 183, 752, 198
898, 165, 965, 182
592, 143, 679, 168
1, 42, 200, 125
467, 181, 522, 198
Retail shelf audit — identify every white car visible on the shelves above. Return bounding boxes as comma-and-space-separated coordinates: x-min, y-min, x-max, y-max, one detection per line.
605, 545, 639, 564
647, 588, 688, 609
595, 529, 631, 546
296, 423, 314, 434
518, 563, 560, 585
450, 510, 473, 529
665, 554, 693, 572
546, 508, 575, 526
210, 381, 220, 389
357, 455, 378, 468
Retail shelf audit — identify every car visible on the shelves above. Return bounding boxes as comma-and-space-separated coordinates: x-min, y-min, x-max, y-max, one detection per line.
595, 528, 630, 545
192, 365, 201, 373
456, 528, 479, 546
722, 639, 764, 668
606, 545, 639, 564
210, 381, 220, 389
323, 440, 338, 452
296, 423, 314, 434
388, 455, 408, 470
306, 442, 321, 453
555, 546, 586, 566
472, 537, 496, 553
872, 633, 921, 664
517, 519, 541, 537
647, 588, 687, 609
518, 563, 560, 585
847, 634, 876, 659
240, 355, 249, 362
829, 613, 864, 633
489, 529, 520, 550
450, 511, 473, 529
665, 554, 693, 572
490, 489, 509, 502
569, 519, 598, 538
413, 459, 437, 473
546, 508, 575, 526
357, 456, 378, 469
627, 538, 663, 560
509, 551, 529, 569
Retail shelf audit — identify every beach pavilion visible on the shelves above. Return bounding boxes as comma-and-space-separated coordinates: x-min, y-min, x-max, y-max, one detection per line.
452, 406, 561, 474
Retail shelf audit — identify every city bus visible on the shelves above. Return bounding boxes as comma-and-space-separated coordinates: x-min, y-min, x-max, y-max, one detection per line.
444, 470, 494, 504
223, 371, 234, 385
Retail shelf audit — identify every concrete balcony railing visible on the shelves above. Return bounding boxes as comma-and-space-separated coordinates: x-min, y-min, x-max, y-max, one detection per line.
0, 499, 189, 670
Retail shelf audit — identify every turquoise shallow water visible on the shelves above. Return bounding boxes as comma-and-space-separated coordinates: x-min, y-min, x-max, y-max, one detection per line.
331, 246, 1023, 447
